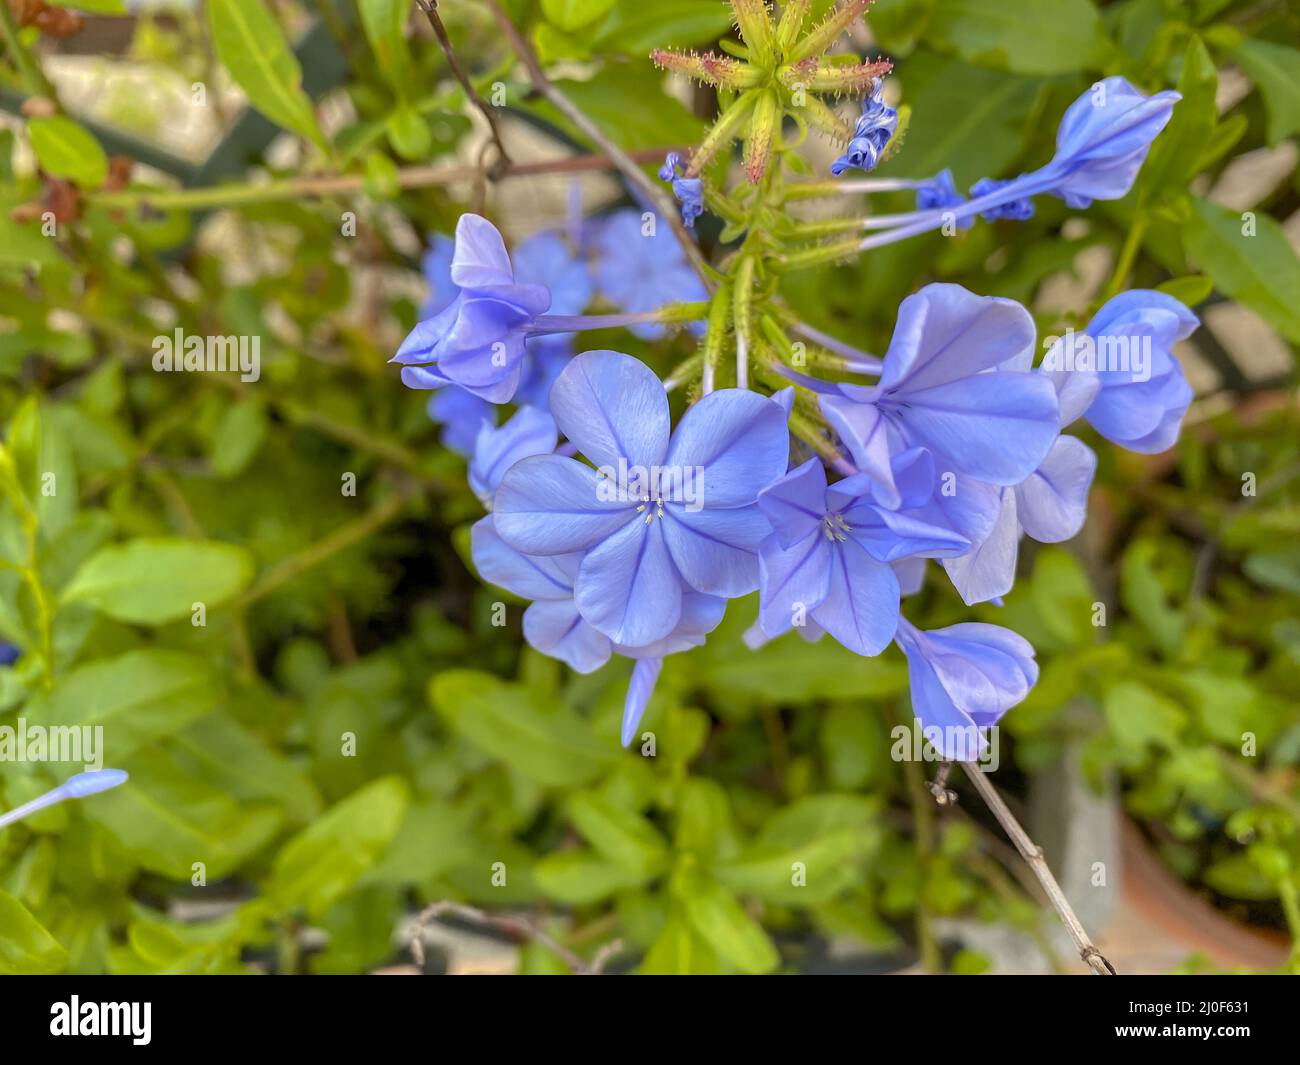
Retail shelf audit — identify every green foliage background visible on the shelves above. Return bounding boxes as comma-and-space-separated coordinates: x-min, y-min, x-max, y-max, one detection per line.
0, 0, 1297, 974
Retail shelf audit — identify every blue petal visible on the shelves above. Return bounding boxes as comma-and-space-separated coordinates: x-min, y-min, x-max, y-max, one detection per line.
1048, 78, 1180, 206
523, 599, 612, 673
513, 231, 593, 317
879, 285, 1038, 393
666, 389, 790, 507
621, 657, 663, 747
471, 516, 578, 601
811, 536, 900, 656
1014, 436, 1096, 543
549, 350, 671, 470
575, 516, 682, 646
888, 372, 1060, 486
469, 405, 557, 501
494, 454, 635, 554
661, 502, 769, 596
450, 213, 516, 289
758, 530, 831, 638
757, 457, 826, 549
942, 488, 1021, 606
617, 592, 726, 658
819, 392, 900, 506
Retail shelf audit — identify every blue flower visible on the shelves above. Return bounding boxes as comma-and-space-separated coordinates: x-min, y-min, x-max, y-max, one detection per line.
969, 177, 1035, 222
819, 284, 1060, 508
0, 642, 18, 667
658, 152, 705, 229
427, 387, 495, 457
591, 210, 708, 340
493, 350, 790, 647
915, 169, 966, 214
0, 769, 129, 830
895, 618, 1038, 761
514, 333, 573, 410
468, 405, 557, 503
755, 457, 968, 655
1043, 76, 1181, 209
419, 234, 457, 318
1043, 290, 1198, 453
831, 78, 898, 176
471, 515, 726, 744
512, 230, 593, 316
941, 435, 1098, 606
394, 214, 550, 402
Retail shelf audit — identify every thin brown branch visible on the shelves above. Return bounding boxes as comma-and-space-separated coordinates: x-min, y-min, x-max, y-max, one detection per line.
88, 147, 684, 211
960, 763, 1117, 975
414, 0, 511, 174
480, 0, 713, 286
409, 900, 620, 974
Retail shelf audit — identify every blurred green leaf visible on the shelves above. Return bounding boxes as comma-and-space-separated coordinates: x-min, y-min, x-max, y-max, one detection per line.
207, 0, 327, 148
677, 868, 780, 974
62, 538, 254, 624
24, 649, 219, 758
566, 791, 669, 876
431, 670, 617, 786
27, 117, 108, 189
0, 890, 68, 974
267, 777, 409, 918
1185, 197, 1300, 345
924, 0, 1109, 75
1233, 39, 1300, 146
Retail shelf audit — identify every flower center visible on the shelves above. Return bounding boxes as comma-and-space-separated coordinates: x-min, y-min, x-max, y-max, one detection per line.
822, 512, 851, 542
636, 495, 667, 524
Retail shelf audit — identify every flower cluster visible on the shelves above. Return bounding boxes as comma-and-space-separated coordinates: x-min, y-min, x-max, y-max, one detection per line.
391, 0, 1198, 761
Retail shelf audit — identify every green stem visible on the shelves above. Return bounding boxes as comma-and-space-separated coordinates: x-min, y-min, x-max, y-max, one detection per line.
0, 2, 56, 101
1103, 213, 1148, 302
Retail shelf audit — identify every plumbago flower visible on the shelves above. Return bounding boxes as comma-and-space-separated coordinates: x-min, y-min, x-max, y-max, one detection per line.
482, 351, 790, 742
393, 0, 1197, 772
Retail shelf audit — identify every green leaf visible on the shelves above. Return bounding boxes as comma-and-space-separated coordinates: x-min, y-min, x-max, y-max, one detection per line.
594, 0, 733, 52
677, 869, 780, 974
47, 0, 126, 12
1156, 275, 1213, 307
0, 890, 68, 974
24, 649, 220, 758
543, 0, 617, 33
638, 912, 722, 974
267, 777, 409, 918
207, 399, 267, 479
431, 670, 616, 787
534, 848, 650, 904
884, 50, 1039, 187
1120, 539, 1185, 657
86, 747, 283, 879
1185, 198, 1300, 344
1138, 37, 1217, 203
1233, 39, 1300, 146
565, 791, 669, 876
62, 537, 253, 624
1103, 681, 1186, 752
359, 0, 412, 91
385, 105, 433, 161
925, 0, 1109, 75
207, 0, 326, 148
170, 715, 322, 824
27, 116, 109, 189
714, 795, 880, 905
